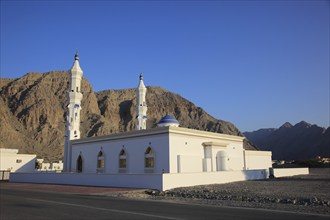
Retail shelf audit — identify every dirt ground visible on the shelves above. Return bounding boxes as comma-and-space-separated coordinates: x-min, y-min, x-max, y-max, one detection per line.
109, 168, 330, 215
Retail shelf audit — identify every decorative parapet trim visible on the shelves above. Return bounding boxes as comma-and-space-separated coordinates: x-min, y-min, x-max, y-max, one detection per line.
71, 126, 244, 145
169, 126, 245, 142
202, 141, 228, 148
244, 150, 272, 156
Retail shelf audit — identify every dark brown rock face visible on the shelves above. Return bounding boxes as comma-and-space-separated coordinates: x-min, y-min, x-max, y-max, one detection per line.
0, 71, 255, 161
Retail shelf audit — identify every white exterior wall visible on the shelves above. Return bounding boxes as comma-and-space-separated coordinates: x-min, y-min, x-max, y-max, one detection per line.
169, 134, 204, 173
221, 142, 245, 171
163, 170, 269, 190
169, 128, 245, 173
44, 126, 276, 190
244, 150, 272, 170
0, 149, 36, 172
68, 127, 248, 175
70, 132, 170, 174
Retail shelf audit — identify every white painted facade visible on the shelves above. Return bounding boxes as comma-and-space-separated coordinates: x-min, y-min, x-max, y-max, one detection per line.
0, 148, 36, 172
66, 126, 273, 176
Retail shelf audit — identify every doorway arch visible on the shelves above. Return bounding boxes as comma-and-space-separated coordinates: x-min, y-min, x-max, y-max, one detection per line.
77, 155, 83, 173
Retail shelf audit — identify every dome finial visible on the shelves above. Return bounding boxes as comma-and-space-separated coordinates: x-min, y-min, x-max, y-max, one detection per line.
139, 72, 143, 80
75, 50, 79, 61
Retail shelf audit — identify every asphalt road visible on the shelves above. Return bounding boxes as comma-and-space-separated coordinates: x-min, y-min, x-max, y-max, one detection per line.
1, 188, 328, 220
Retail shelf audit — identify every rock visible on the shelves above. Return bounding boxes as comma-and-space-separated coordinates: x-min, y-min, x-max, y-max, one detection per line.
145, 190, 160, 196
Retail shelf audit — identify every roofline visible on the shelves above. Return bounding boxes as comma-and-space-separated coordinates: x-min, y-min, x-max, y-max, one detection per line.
71, 126, 244, 145
168, 126, 245, 142
244, 150, 272, 156
71, 126, 170, 144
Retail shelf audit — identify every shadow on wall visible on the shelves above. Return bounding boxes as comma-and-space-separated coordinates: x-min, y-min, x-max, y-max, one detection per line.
1, 157, 35, 180
15, 158, 36, 173
243, 169, 270, 180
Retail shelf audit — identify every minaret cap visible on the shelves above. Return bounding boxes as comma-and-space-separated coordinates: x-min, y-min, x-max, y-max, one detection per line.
74, 51, 79, 61
139, 72, 143, 80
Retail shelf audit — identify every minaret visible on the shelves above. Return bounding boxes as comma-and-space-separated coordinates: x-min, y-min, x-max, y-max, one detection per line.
136, 72, 147, 130
64, 52, 83, 171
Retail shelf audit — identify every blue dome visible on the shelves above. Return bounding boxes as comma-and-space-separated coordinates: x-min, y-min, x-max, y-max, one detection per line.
158, 114, 180, 126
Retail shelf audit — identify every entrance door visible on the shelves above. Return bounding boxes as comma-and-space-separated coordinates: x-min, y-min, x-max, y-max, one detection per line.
216, 151, 228, 171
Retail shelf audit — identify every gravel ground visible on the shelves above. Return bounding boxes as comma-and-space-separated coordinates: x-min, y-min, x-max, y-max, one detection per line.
109, 168, 330, 215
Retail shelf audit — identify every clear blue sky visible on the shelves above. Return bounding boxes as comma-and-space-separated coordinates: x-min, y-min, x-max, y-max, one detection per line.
1, 0, 329, 132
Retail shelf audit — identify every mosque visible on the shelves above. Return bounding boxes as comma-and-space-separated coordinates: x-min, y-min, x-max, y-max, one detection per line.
60, 53, 273, 188
11, 53, 278, 191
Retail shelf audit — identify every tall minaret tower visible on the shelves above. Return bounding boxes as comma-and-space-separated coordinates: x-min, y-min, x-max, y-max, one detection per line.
64, 52, 83, 171
136, 73, 147, 130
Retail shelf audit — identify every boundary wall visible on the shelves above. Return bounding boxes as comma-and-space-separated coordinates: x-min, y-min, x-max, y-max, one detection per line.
10, 173, 163, 190
270, 168, 309, 178
0, 171, 10, 180
162, 170, 268, 190
10, 169, 269, 191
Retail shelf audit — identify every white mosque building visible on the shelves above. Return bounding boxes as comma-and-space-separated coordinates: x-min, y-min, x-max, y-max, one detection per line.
63, 53, 272, 174
11, 53, 308, 190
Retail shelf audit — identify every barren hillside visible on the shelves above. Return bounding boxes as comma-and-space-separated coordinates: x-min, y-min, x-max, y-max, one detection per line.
0, 71, 256, 161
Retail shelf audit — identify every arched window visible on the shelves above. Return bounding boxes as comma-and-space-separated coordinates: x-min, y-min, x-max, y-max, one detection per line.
145, 147, 155, 169
77, 155, 83, 173
97, 151, 105, 173
119, 149, 127, 170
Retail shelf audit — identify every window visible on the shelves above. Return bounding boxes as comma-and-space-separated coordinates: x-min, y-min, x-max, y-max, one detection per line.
16, 159, 22, 163
97, 151, 105, 173
77, 155, 83, 173
119, 149, 127, 169
76, 87, 79, 92
145, 147, 155, 169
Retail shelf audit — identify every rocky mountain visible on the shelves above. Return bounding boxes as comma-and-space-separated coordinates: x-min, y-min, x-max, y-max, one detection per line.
244, 121, 330, 160
0, 71, 256, 162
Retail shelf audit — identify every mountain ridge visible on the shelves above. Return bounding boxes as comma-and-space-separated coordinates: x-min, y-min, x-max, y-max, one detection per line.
244, 121, 330, 160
